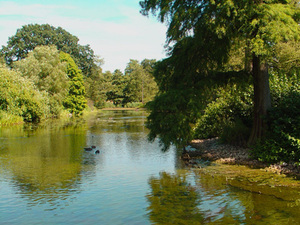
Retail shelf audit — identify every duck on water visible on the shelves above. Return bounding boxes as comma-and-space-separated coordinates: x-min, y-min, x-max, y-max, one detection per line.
84, 146, 96, 151
84, 146, 100, 154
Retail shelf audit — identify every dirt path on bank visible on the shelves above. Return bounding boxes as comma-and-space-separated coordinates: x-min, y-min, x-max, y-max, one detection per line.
183, 138, 300, 178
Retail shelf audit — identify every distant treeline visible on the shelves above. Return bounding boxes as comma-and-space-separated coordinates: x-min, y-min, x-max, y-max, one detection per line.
0, 24, 158, 124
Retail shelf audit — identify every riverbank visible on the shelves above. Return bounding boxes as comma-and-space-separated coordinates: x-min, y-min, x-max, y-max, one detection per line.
183, 137, 300, 178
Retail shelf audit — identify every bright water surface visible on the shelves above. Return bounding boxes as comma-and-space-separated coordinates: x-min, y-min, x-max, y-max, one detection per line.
0, 110, 300, 225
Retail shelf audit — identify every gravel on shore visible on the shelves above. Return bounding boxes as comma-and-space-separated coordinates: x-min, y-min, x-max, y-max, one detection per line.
182, 137, 300, 178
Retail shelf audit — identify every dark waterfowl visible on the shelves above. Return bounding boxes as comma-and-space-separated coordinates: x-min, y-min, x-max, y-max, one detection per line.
95, 150, 100, 154
91, 145, 96, 149
84, 147, 93, 151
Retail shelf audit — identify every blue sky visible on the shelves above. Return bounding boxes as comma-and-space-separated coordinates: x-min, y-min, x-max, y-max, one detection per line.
0, 0, 168, 72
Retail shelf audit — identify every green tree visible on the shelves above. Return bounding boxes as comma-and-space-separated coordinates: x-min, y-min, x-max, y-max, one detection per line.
123, 59, 145, 104
60, 52, 87, 116
106, 69, 127, 106
86, 70, 113, 109
140, 0, 300, 147
0, 63, 49, 122
141, 59, 159, 103
123, 59, 158, 106
14, 45, 69, 116
0, 24, 98, 77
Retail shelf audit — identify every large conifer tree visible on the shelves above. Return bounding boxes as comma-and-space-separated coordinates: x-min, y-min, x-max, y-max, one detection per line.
140, 0, 300, 147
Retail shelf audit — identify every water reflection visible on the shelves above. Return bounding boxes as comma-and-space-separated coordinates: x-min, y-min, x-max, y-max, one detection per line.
147, 172, 204, 225
0, 110, 178, 224
2, 110, 300, 224
147, 168, 300, 224
0, 121, 88, 209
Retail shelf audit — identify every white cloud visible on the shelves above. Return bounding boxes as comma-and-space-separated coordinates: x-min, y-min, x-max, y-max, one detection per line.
0, 0, 168, 72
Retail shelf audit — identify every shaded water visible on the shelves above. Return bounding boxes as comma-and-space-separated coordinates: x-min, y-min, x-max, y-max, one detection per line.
0, 110, 300, 224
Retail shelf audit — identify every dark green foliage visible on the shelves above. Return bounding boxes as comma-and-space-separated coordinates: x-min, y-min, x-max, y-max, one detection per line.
146, 35, 233, 150
0, 24, 97, 77
220, 118, 251, 146
106, 60, 158, 107
60, 52, 87, 116
251, 72, 300, 163
86, 70, 113, 109
106, 69, 128, 106
193, 71, 253, 145
140, 0, 300, 150
147, 88, 201, 150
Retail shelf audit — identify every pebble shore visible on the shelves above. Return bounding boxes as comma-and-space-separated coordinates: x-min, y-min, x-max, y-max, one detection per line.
182, 137, 300, 178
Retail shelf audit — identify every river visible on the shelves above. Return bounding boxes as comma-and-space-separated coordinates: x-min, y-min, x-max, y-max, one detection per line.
0, 110, 300, 224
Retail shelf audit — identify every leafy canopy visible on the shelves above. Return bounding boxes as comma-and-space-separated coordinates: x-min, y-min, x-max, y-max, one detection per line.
140, 0, 300, 59
13, 45, 69, 116
60, 52, 87, 116
0, 24, 98, 77
0, 64, 49, 122
140, 0, 300, 149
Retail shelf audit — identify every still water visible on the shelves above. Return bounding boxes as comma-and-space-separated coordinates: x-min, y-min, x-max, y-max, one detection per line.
0, 110, 300, 224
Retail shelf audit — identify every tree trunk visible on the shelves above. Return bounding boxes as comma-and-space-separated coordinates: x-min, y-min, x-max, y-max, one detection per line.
244, 39, 252, 73
247, 55, 272, 145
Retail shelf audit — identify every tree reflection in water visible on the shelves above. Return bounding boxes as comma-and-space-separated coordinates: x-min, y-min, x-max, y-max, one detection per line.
0, 121, 89, 209
147, 167, 300, 224
146, 172, 204, 225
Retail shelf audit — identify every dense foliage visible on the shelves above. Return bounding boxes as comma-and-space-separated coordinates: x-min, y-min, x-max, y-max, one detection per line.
193, 72, 253, 146
0, 24, 98, 77
251, 71, 300, 163
60, 52, 87, 116
0, 24, 159, 125
106, 59, 158, 107
14, 45, 69, 116
140, 0, 300, 157
0, 63, 49, 123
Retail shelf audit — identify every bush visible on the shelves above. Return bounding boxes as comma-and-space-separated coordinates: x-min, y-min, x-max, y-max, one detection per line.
220, 118, 251, 146
102, 101, 116, 108
0, 111, 23, 125
124, 102, 143, 108
0, 64, 49, 122
193, 83, 253, 145
251, 72, 300, 163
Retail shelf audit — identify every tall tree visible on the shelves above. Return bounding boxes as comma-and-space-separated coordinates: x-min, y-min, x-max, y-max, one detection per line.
0, 24, 98, 77
141, 59, 159, 103
123, 59, 158, 105
124, 59, 145, 104
140, 0, 300, 146
60, 52, 87, 116
106, 69, 127, 106
13, 45, 69, 116
86, 70, 112, 109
